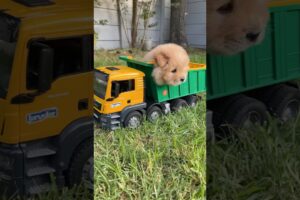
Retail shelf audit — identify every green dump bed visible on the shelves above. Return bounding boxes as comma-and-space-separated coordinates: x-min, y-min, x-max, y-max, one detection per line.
207, 4, 300, 100
120, 56, 206, 103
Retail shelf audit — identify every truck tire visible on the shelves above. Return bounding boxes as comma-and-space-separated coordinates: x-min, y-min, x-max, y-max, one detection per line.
123, 111, 143, 128
68, 138, 93, 190
171, 99, 188, 112
208, 95, 245, 128
185, 95, 198, 107
147, 106, 163, 122
265, 85, 300, 122
222, 95, 268, 129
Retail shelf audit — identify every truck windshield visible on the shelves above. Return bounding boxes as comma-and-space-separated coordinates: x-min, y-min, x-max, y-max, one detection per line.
0, 13, 19, 99
94, 70, 108, 99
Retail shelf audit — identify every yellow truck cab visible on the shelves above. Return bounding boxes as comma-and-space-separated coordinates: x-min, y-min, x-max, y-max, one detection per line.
94, 66, 145, 115
94, 65, 146, 129
0, 0, 93, 197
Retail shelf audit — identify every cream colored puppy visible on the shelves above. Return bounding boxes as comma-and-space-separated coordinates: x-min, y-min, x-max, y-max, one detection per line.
207, 0, 270, 55
144, 43, 190, 86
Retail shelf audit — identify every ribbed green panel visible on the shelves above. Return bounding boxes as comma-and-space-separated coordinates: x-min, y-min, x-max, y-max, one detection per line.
207, 5, 300, 100
120, 56, 206, 103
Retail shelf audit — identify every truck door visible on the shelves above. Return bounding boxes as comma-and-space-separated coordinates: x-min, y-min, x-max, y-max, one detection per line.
108, 79, 136, 112
19, 35, 93, 142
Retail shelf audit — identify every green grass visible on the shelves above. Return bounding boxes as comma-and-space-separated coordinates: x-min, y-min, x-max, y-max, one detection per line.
94, 102, 206, 200
94, 48, 206, 199
207, 119, 300, 199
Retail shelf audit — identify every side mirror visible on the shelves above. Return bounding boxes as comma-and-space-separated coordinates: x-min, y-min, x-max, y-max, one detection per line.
37, 45, 54, 92
111, 82, 120, 98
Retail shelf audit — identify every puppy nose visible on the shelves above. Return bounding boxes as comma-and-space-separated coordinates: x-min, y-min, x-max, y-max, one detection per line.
246, 32, 260, 42
180, 78, 185, 82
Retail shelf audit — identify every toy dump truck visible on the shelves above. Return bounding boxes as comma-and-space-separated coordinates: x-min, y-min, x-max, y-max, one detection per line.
207, 1, 300, 130
94, 56, 206, 130
0, 0, 93, 197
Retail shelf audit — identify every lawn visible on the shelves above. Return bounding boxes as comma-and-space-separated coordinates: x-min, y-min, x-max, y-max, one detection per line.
94, 48, 206, 199
207, 119, 300, 199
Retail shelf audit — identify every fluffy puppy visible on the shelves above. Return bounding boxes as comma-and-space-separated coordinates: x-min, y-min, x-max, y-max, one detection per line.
207, 0, 270, 55
144, 43, 190, 86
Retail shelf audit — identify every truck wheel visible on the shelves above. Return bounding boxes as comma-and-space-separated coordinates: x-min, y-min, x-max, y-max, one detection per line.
265, 85, 300, 122
222, 95, 268, 129
68, 138, 93, 190
171, 99, 188, 112
185, 95, 198, 107
147, 106, 163, 122
208, 95, 245, 128
124, 111, 143, 128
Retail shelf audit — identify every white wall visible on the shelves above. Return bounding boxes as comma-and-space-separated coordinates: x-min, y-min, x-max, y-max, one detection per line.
95, 0, 206, 49
94, 0, 170, 49
185, 0, 206, 48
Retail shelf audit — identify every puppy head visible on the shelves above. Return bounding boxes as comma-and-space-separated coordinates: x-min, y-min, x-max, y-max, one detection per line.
207, 0, 270, 55
152, 53, 189, 86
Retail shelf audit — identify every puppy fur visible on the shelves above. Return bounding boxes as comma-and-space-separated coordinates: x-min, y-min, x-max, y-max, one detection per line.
144, 43, 190, 86
207, 0, 270, 55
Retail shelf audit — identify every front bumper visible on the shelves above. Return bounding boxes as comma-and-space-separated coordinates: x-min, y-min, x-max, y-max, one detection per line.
0, 143, 24, 198
94, 109, 121, 130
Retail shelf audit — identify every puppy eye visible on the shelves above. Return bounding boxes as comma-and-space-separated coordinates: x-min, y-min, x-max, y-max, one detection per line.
172, 69, 177, 73
217, 1, 234, 14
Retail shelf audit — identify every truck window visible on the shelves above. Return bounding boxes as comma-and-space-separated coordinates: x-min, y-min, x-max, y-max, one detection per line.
27, 35, 93, 90
111, 80, 135, 97
0, 13, 19, 99
94, 71, 108, 99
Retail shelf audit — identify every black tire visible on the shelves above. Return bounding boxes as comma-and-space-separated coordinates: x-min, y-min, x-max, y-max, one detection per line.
264, 85, 300, 122
222, 95, 268, 129
185, 95, 198, 107
68, 138, 93, 190
147, 106, 163, 122
123, 111, 143, 128
208, 95, 245, 128
171, 99, 188, 112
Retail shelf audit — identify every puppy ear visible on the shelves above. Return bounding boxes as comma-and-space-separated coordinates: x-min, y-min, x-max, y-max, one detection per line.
155, 54, 169, 68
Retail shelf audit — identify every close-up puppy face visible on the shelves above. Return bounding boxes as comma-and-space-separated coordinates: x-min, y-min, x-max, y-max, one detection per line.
153, 54, 189, 86
207, 0, 270, 55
